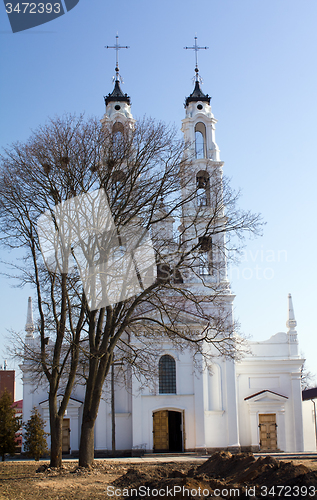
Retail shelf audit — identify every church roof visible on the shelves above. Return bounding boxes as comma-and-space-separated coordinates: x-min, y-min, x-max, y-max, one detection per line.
185, 80, 211, 106
302, 387, 317, 401
104, 80, 130, 106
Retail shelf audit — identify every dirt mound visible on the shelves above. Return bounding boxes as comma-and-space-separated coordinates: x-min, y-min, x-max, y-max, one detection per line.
112, 467, 154, 488
111, 452, 317, 498
112, 465, 178, 489
113, 472, 214, 499
193, 452, 316, 490
247, 456, 312, 488
191, 450, 256, 479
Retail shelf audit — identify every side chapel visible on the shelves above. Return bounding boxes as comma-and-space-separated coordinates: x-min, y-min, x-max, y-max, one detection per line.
21, 40, 305, 455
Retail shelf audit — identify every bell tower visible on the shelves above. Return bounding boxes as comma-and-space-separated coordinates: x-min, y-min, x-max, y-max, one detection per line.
101, 35, 135, 132
180, 38, 228, 288
101, 35, 136, 203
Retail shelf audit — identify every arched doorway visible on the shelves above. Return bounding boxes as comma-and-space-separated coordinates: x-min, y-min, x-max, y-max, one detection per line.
153, 410, 183, 452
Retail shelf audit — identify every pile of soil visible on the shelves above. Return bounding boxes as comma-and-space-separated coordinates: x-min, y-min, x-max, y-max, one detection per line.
191, 451, 314, 486
112, 452, 317, 498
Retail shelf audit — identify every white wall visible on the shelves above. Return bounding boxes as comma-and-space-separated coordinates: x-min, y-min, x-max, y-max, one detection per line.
302, 399, 317, 451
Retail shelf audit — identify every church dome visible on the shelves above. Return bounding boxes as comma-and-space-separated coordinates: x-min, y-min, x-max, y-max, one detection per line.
185, 80, 210, 106
104, 80, 130, 106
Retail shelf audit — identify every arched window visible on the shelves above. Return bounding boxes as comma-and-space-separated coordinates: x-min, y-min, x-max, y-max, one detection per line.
159, 355, 176, 394
198, 236, 212, 275
196, 170, 210, 206
195, 122, 206, 159
112, 121, 124, 134
112, 122, 125, 158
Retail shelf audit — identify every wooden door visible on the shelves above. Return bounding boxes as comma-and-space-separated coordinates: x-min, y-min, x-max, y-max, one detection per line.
153, 410, 169, 451
62, 418, 70, 454
259, 414, 277, 451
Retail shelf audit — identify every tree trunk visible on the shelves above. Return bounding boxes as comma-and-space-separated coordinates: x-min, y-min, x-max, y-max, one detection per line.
79, 353, 111, 467
78, 419, 95, 467
111, 362, 116, 455
49, 396, 63, 468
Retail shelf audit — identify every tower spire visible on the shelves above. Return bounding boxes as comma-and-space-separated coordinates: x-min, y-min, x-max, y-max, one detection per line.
184, 36, 209, 82
184, 36, 211, 107
25, 296, 34, 338
104, 34, 131, 107
105, 34, 130, 83
286, 293, 297, 332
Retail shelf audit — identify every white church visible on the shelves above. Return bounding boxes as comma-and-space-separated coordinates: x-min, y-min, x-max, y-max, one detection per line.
21, 45, 309, 456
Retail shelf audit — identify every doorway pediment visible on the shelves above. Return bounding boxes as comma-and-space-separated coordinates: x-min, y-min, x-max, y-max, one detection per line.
245, 390, 288, 404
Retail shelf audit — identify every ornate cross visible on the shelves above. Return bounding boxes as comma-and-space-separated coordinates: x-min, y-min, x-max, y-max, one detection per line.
184, 36, 209, 81
105, 34, 130, 81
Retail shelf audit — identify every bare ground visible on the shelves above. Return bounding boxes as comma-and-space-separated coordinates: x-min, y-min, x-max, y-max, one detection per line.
0, 452, 317, 499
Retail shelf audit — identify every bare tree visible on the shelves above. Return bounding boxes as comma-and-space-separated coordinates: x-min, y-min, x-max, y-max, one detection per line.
0, 114, 262, 467
0, 115, 102, 467
301, 358, 316, 390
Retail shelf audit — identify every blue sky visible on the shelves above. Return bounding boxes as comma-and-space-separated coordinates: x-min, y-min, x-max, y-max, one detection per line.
1, 0, 317, 399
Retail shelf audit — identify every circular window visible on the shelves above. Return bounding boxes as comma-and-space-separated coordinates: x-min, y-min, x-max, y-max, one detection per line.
197, 104, 203, 110
115, 105, 121, 110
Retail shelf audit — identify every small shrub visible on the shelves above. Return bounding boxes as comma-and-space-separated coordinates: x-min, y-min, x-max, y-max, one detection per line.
23, 408, 48, 460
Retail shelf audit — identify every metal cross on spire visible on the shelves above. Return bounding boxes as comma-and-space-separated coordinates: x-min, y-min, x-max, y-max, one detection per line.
105, 34, 130, 82
184, 36, 209, 82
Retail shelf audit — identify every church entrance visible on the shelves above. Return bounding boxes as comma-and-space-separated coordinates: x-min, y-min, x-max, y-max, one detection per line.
153, 410, 183, 452
62, 418, 70, 454
259, 413, 277, 451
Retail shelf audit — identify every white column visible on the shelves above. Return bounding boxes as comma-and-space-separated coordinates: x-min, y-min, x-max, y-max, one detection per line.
291, 373, 304, 451
276, 409, 286, 452
131, 374, 144, 450
193, 356, 206, 452
94, 398, 108, 451
225, 359, 240, 449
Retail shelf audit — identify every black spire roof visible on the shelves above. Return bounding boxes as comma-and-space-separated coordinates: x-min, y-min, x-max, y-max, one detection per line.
104, 80, 130, 106
185, 80, 211, 106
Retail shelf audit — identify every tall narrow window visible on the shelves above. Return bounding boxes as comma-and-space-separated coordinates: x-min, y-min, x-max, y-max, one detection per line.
112, 122, 125, 159
198, 236, 212, 275
159, 355, 176, 394
195, 122, 206, 159
196, 170, 210, 206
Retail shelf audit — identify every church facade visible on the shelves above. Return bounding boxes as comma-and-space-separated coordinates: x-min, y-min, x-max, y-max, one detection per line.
21, 59, 305, 455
